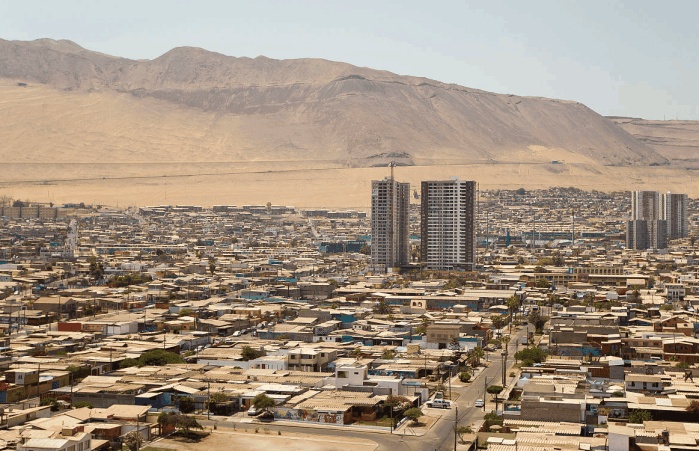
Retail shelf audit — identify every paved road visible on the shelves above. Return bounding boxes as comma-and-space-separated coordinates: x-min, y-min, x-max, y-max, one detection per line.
424, 325, 528, 451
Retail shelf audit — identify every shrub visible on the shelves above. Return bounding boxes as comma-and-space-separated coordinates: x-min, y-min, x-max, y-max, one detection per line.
628, 409, 652, 423
459, 371, 472, 383
178, 396, 195, 413
404, 407, 424, 423
73, 401, 93, 409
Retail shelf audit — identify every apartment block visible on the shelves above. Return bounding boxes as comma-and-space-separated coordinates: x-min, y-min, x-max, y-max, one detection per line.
371, 176, 410, 272
420, 179, 476, 270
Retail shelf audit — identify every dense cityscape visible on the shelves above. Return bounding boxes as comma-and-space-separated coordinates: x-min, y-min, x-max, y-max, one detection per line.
0, 179, 698, 451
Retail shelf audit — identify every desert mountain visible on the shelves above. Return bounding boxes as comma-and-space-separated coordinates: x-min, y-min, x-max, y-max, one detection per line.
0, 38, 669, 168
609, 117, 699, 169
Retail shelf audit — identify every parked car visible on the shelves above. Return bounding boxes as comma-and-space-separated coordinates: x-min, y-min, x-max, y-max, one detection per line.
426, 399, 451, 409
474, 399, 484, 408
247, 406, 262, 416
258, 411, 274, 422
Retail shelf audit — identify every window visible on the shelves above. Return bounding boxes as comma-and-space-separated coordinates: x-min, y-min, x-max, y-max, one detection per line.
338, 371, 348, 378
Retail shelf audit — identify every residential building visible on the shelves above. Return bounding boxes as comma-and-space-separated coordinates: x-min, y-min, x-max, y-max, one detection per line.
627, 190, 667, 250
371, 173, 410, 272
660, 192, 689, 240
420, 178, 476, 270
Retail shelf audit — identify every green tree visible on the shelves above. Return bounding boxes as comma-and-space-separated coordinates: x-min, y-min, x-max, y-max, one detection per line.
119, 358, 141, 369
350, 346, 363, 359
178, 396, 195, 413
459, 371, 472, 383
507, 296, 520, 331
139, 349, 184, 366
469, 347, 485, 367
88, 256, 104, 282
415, 317, 430, 335
73, 401, 93, 409
403, 407, 424, 423
210, 391, 229, 404
381, 349, 396, 359
373, 299, 392, 314
676, 361, 690, 370
385, 395, 411, 410
178, 308, 194, 317
455, 425, 474, 443
501, 334, 511, 350
40, 397, 60, 411
628, 409, 652, 423
122, 431, 143, 451
528, 311, 549, 333
241, 345, 262, 361
252, 393, 276, 411
535, 278, 551, 289
486, 385, 504, 397
491, 315, 505, 330
514, 347, 547, 367
157, 412, 203, 433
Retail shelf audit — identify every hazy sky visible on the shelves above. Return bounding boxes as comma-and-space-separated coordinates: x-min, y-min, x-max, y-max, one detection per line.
2, 0, 697, 119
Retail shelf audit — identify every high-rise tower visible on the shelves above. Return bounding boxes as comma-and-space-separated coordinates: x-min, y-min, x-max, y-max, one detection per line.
627, 190, 667, 250
420, 178, 476, 270
661, 192, 688, 240
371, 166, 410, 272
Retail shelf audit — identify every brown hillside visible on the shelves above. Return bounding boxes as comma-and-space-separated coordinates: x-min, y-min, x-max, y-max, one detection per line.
610, 117, 699, 168
0, 38, 668, 169
3, 38, 697, 208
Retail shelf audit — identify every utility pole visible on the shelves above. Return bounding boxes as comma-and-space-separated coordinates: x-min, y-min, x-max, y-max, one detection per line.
36, 362, 41, 403
453, 405, 458, 451
389, 387, 393, 434
448, 369, 452, 400
207, 379, 211, 420
483, 377, 488, 411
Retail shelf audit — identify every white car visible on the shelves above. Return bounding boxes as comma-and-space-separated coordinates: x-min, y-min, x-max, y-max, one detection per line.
426, 399, 451, 409
474, 399, 485, 408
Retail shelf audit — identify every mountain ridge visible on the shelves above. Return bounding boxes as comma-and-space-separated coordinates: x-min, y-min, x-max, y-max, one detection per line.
0, 38, 671, 173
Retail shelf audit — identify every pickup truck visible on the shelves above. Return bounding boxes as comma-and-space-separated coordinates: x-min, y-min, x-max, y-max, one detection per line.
426, 399, 451, 409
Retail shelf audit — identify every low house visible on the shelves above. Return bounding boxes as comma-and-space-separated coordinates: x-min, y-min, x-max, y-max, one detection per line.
32, 297, 77, 319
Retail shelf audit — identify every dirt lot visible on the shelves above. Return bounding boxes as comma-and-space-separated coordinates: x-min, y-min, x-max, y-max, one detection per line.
146, 429, 378, 451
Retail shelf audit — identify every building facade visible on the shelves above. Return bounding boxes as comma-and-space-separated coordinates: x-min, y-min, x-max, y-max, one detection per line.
627, 191, 668, 250
420, 179, 476, 270
660, 192, 688, 240
371, 177, 410, 272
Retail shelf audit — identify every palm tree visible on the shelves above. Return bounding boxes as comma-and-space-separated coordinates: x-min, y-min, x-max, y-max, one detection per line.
470, 346, 485, 367
507, 296, 520, 331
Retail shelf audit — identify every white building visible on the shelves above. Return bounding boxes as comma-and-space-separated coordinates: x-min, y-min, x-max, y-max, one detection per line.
420, 178, 476, 270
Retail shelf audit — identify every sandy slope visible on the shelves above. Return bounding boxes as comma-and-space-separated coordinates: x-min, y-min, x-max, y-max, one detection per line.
3, 162, 698, 209
610, 117, 699, 168
0, 40, 691, 208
